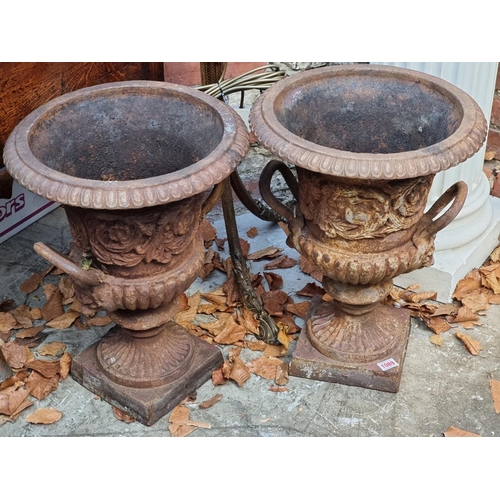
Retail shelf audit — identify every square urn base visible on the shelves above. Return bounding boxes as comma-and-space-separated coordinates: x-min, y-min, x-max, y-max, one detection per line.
71, 336, 223, 426
289, 299, 410, 393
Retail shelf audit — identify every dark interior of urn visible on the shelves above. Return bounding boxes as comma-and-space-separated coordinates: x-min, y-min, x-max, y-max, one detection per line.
28, 90, 224, 181
275, 73, 463, 154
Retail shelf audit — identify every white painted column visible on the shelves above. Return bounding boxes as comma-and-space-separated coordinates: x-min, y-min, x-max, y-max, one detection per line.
375, 62, 499, 302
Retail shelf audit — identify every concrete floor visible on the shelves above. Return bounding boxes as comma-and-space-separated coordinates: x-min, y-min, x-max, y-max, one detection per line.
1, 200, 500, 438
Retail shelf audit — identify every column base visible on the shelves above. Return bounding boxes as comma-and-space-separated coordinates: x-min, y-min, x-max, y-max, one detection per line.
395, 195, 500, 303
71, 332, 223, 426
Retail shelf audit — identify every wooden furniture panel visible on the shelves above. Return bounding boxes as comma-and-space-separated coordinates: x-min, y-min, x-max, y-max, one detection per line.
0, 62, 164, 166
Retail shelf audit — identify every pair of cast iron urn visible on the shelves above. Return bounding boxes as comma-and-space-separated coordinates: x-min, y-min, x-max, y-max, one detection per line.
4, 65, 487, 425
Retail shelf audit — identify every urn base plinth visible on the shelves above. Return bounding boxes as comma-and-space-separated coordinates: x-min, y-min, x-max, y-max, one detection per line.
71, 323, 223, 426
289, 296, 410, 393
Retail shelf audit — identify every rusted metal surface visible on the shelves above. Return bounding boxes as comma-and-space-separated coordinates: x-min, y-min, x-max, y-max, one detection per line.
4, 80, 248, 209
4, 81, 249, 425
250, 64, 487, 180
252, 65, 487, 392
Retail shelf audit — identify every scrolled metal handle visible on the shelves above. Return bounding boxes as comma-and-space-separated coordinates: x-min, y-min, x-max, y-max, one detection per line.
258, 160, 299, 222
200, 181, 225, 219
423, 181, 468, 236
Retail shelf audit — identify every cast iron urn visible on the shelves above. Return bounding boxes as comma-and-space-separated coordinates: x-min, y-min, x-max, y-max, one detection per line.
4, 80, 249, 425
250, 65, 487, 392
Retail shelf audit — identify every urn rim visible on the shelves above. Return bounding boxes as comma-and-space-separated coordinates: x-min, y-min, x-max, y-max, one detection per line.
249, 64, 488, 180
4, 80, 249, 209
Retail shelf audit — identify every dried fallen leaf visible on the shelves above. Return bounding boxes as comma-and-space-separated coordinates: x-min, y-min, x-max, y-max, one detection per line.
429, 334, 444, 346
264, 255, 297, 270
59, 352, 72, 380
479, 263, 500, 294
277, 324, 291, 351
0, 370, 29, 391
25, 360, 61, 378
112, 406, 136, 423
25, 407, 63, 424
485, 150, 496, 161
16, 325, 45, 339
286, 301, 310, 320
443, 426, 480, 437
263, 344, 287, 357
405, 291, 437, 303
490, 377, 500, 414
452, 277, 482, 301
168, 404, 199, 437
200, 314, 247, 345
211, 366, 228, 386
184, 420, 211, 429
275, 363, 289, 386
8, 398, 34, 420
199, 219, 217, 247
222, 274, 242, 307
248, 246, 282, 261
1, 342, 30, 369
236, 308, 260, 336
264, 272, 284, 291
46, 310, 81, 329
169, 423, 197, 437
455, 332, 482, 355
20, 273, 43, 294
246, 227, 258, 238
199, 394, 222, 410
174, 291, 202, 324
30, 308, 43, 321
25, 372, 59, 400
37, 342, 66, 357
58, 276, 75, 303
42, 283, 59, 301
11, 305, 33, 329
490, 245, 500, 263
227, 356, 251, 387
423, 316, 451, 334
0, 383, 31, 416
246, 355, 286, 380
277, 313, 300, 334
0, 312, 17, 334
245, 340, 267, 352
262, 290, 290, 317
460, 289, 490, 314
41, 289, 64, 322
296, 282, 325, 297
269, 386, 289, 393
299, 255, 322, 281
430, 304, 459, 317
85, 315, 112, 327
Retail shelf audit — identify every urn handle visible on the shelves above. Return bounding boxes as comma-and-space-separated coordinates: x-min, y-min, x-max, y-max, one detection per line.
423, 181, 468, 236
259, 160, 300, 222
33, 242, 103, 286
200, 181, 225, 218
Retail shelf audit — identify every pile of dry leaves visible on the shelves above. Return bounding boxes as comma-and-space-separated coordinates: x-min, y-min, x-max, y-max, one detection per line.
0, 264, 111, 425
2, 219, 500, 436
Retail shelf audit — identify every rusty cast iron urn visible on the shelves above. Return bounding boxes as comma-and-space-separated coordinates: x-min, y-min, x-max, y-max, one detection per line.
250, 65, 487, 392
4, 81, 249, 424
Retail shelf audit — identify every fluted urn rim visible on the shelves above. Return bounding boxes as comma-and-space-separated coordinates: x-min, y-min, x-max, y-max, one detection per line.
249, 64, 488, 180
4, 80, 249, 209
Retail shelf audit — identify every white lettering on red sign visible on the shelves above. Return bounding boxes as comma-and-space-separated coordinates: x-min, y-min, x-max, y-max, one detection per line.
377, 358, 399, 371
